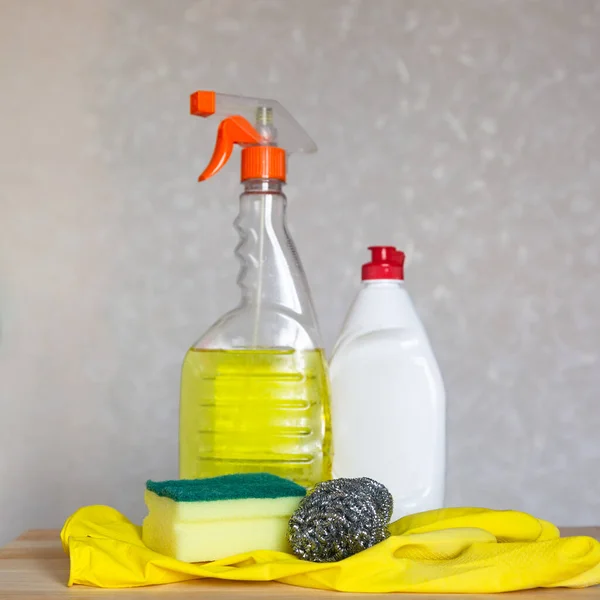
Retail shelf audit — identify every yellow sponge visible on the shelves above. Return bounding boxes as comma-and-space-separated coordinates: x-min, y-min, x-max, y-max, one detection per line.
141, 473, 306, 562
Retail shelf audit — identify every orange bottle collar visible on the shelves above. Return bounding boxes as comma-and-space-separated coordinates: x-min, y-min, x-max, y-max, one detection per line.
241, 146, 286, 182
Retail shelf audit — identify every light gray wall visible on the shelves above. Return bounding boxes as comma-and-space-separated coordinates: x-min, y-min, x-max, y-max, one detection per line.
1, 0, 599, 546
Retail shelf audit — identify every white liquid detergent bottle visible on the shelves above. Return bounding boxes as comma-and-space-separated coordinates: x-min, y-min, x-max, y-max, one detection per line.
330, 246, 446, 521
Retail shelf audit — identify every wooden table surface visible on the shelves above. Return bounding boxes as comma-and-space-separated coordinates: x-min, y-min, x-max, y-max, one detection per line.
1, 528, 599, 598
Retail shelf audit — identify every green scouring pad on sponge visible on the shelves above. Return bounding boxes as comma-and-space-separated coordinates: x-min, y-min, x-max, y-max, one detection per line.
142, 473, 306, 562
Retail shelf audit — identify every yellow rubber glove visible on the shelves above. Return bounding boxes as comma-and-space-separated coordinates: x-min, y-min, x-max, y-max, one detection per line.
61, 505, 600, 592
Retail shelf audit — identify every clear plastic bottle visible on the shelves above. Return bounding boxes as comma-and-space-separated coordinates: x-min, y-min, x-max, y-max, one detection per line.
180, 92, 331, 488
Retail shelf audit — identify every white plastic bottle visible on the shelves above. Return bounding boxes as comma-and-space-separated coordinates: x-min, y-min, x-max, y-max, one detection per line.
330, 246, 446, 522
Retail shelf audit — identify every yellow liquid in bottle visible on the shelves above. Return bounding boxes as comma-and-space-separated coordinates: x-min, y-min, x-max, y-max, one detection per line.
180, 348, 332, 488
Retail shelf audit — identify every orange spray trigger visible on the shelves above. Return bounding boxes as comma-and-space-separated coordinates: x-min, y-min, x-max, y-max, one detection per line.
198, 116, 261, 181
190, 89, 316, 183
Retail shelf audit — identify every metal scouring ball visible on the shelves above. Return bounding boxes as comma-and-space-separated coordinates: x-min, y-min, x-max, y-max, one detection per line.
287, 477, 393, 562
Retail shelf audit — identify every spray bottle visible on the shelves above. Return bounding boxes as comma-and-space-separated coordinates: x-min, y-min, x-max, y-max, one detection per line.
180, 91, 332, 488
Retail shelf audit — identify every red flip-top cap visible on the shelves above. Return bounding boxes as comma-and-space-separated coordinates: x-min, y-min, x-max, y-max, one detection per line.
362, 246, 405, 280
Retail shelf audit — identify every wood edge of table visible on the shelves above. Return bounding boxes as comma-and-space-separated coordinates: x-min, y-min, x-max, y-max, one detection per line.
2, 527, 600, 598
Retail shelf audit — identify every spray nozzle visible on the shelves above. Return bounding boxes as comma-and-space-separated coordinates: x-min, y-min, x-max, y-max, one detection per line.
190, 91, 317, 182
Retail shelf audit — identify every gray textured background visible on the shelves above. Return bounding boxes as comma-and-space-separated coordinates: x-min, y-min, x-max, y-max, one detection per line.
1, 0, 599, 546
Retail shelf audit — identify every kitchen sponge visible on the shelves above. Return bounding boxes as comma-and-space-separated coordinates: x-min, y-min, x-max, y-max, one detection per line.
142, 473, 306, 562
